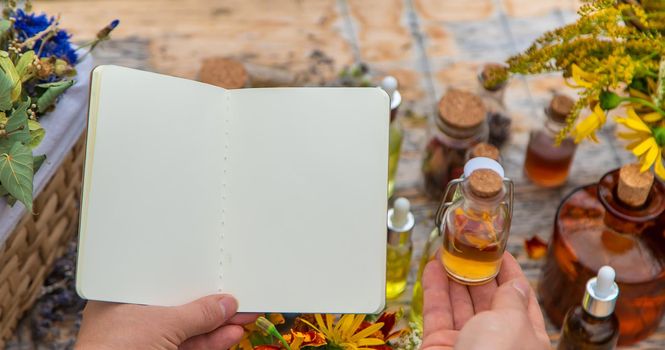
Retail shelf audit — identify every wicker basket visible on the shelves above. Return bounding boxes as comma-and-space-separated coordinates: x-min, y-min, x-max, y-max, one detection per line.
0, 134, 85, 346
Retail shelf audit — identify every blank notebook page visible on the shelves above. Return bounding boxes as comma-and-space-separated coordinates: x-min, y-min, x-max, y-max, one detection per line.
223, 88, 389, 313
78, 66, 225, 306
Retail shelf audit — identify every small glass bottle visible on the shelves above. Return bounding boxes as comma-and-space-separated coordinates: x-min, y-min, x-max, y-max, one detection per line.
410, 154, 504, 327
524, 94, 577, 187
477, 63, 511, 148
558, 266, 619, 350
540, 164, 665, 345
438, 159, 513, 285
422, 89, 489, 199
386, 197, 414, 299
410, 227, 442, 329
382, 76, 403, 199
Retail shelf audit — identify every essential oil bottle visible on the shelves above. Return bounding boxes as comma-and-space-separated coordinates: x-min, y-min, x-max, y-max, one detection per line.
477, 63, 511, 148
524, 94, 577, 187
558, 266, 620, 350
383, 76, 403, 198
540, 164, 665, 345
386, 197, 414, 299
439, 158, 513, 285
422, 89, 488, 199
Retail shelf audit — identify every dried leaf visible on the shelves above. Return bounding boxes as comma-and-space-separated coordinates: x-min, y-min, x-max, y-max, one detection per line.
525, 235, 548, 260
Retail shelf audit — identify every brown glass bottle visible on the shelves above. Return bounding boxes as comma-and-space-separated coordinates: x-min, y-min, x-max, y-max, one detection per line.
540, 165, 665, 345
558, 306, 619, 350
524, 95, 577, 187
422, 89, 488, 199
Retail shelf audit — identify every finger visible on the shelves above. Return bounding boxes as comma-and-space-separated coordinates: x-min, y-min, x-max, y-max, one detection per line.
170, 294, 238, 339
420, 329, 458, 349
490, 278, 530, 312
449, 281, 474, 330
228, 313, 259, 325
423, 258, 454, 336
179, 324, 244, 350
526, 283, 549, 346
468, 278, 498, 313
496, 252, 525, 285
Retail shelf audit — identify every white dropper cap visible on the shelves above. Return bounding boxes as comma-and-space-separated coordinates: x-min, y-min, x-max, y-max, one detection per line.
582, 265, 619, 318
387, 197, 414, 232
392, 197, 410, 228
381, 76, 398, 101
595, 266, 616, 298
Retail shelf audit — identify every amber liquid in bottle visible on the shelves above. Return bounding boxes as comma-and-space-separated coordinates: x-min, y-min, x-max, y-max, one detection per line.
442, 223, 504, 284
540, 170, 665, 345
441, 176, 509, 285
558, 306, 619, 350
524, 125, 576, 188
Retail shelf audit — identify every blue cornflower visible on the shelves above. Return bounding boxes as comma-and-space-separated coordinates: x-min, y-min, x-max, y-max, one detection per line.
13, 10, 78, 64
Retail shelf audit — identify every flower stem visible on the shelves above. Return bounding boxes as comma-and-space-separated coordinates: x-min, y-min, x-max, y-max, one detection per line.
621, 96, 665, 116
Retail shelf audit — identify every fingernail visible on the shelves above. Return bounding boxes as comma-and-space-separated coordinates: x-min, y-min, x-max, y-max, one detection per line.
218, 295, 236, 320
512, 279, 530, 299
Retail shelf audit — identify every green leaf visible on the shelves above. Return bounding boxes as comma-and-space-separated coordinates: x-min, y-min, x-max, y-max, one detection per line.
16, 50, 35, 82
27, 119, 44, 149
0, 20, 11, 37
0, 51, 21, 101
28, 128, 44, 149
33, 154, 46, 172
0, 72, 13, 110
0, 99, 30, 150
36, 80, 74, 113
0, 142, 33, 211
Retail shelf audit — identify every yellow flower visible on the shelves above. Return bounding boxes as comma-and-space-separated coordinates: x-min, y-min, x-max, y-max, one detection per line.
616, 108, 665, 179
300, 314, 385, 350
571, 104, 607, 143
567, 63, 596, 89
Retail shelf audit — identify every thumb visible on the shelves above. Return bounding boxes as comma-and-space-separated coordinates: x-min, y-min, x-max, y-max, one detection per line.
169, 294, 238, 339
491, 278, 530, 312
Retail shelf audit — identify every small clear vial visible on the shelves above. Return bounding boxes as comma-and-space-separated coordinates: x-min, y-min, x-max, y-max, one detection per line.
386, 197, 414, 299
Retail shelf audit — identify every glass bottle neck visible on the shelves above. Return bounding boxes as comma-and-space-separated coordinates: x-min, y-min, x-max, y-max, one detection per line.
434, 118, 488, 146
542, 115, 566, 136
459, 180, 505, 215
598, 169, 665, 234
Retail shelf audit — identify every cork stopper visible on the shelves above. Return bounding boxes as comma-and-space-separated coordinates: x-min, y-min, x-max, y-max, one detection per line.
468, 169, 503, 198
470, 142, 500, 161
198, 57, 248, 89
548, 94, 574, 123
480, 63, 508, 91
617, 163, 654, 207
438, 89, 486, 129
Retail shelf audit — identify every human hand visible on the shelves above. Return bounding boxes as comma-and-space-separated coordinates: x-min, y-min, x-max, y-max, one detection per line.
421, 252, 550, 350
75, 294, 257, 350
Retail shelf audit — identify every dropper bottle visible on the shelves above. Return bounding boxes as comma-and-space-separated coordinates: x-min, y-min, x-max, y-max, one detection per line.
558, 266, 620, 350
386, 197, 414, 299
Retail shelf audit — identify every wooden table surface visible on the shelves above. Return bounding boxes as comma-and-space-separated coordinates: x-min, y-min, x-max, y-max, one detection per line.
7, 0, 665, 348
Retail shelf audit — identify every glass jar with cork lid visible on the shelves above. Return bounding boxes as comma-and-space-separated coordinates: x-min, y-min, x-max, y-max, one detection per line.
437, 158, 513, 285
422, 89, 489, 199
540, 164, 665, 345
524, 94, 577, 187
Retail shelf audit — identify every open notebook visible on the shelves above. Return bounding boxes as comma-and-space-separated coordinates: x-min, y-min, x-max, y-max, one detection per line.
76, 65, 389, 313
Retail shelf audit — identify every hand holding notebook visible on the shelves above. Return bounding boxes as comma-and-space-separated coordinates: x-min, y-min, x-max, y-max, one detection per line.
76, 65, 389, 313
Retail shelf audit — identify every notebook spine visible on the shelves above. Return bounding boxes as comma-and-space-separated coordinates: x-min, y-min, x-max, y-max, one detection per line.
219, 92, 230, 293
